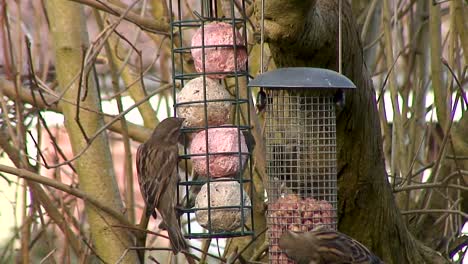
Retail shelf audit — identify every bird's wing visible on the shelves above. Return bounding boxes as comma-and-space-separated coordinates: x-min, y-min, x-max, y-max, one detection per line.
313, 230, 356, 263
332, 231, 381, 264
346, 236, 383, 263
136, 143, 146, 193
136, 143, 171, 216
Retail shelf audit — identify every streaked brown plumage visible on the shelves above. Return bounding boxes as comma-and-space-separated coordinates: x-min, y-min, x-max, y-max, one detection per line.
279, 227, 384, 264
136, 117, 188, 254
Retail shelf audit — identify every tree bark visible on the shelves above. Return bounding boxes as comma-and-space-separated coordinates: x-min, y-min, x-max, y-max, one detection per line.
45, 1, 138, 263
257, 0, 448, 263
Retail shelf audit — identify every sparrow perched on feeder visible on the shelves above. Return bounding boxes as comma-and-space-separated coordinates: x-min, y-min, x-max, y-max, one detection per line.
136, 117, 188, 253
279, 227, 383, 264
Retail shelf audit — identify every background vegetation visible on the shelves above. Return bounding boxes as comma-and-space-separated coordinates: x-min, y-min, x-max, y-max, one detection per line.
0, 0, 466, 263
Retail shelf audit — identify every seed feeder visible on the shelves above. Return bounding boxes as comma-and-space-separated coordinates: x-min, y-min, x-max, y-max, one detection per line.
248, 67, 356, 263
169, 0, 254, 239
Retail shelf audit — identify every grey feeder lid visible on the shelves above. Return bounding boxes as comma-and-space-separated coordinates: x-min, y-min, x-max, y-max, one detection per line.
248, 67, 356, 90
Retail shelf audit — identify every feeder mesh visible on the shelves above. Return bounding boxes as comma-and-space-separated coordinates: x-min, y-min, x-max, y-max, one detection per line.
170, 0, 254, 239
266, 90, 337, 263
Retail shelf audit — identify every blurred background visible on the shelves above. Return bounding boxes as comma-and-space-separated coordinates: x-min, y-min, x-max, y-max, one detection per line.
0, 0, 466, 263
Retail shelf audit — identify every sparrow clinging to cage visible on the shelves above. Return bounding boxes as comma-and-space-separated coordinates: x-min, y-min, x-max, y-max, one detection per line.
136, 117, 188, 253
279, 227, 384, 264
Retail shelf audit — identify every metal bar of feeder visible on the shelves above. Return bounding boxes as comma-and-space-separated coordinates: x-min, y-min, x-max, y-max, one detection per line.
170, 0, 254, 239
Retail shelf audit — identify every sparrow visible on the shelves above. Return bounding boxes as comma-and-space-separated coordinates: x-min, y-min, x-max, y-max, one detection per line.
136, 117, 188, 254
279, 227, 384, 264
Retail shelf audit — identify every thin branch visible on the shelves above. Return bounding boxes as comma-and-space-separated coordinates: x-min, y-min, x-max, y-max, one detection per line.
446, 155, 468, 160
0, 78, 154, 142
97, 9, 136, 224
0, 164, 136, 229
34, 113, 77, 173
74, 46, 90, 143
116, 246, 199, 264
417, 60, 466, 225
113, 224, 224, 263
394, 182, 468, 193
34, 83, 171, 169
67, 0, 170, 35
401, 209, 468, 219
228, 228, 267, 263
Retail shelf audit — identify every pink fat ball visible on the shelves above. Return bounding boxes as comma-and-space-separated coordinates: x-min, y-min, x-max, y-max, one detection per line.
190, 127, 248, 177
191, 22, 248, 79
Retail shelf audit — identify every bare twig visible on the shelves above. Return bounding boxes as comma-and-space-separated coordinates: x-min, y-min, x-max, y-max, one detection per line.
0, 164, 136, 228
228, 228, 267, 263
394, 182, 468, 193
67, 0, 170, 35
401, 209, 468, 219
37, 84, 171, 169
0, 78, 154, 142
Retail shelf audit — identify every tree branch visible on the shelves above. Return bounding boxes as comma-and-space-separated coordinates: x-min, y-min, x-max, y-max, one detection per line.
0, 164, 136, 230
0, 78, 153, 142
67, 0, 170, 35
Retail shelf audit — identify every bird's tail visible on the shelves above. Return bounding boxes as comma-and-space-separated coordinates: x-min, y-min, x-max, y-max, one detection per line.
166, 222, 188, 254
160, 204, 188, 254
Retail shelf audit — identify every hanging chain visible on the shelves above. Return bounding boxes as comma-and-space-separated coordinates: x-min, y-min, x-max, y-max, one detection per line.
338, 0, 342, 74
260, 0, 265, 74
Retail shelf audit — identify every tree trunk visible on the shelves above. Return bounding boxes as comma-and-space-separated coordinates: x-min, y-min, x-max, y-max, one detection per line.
257, 0, 448, 263
45, 1, 138, 263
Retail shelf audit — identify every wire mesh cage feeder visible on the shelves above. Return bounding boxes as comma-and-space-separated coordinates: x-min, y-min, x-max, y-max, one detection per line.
169, 0, 254, 239
248, 67, 356, 263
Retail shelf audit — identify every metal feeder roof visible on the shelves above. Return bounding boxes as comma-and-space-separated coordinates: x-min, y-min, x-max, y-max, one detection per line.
248, 67, 356, 90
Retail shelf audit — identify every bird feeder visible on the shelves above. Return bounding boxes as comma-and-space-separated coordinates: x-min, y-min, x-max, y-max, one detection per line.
248, 67, 356, 263
169, 0, 254, 239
